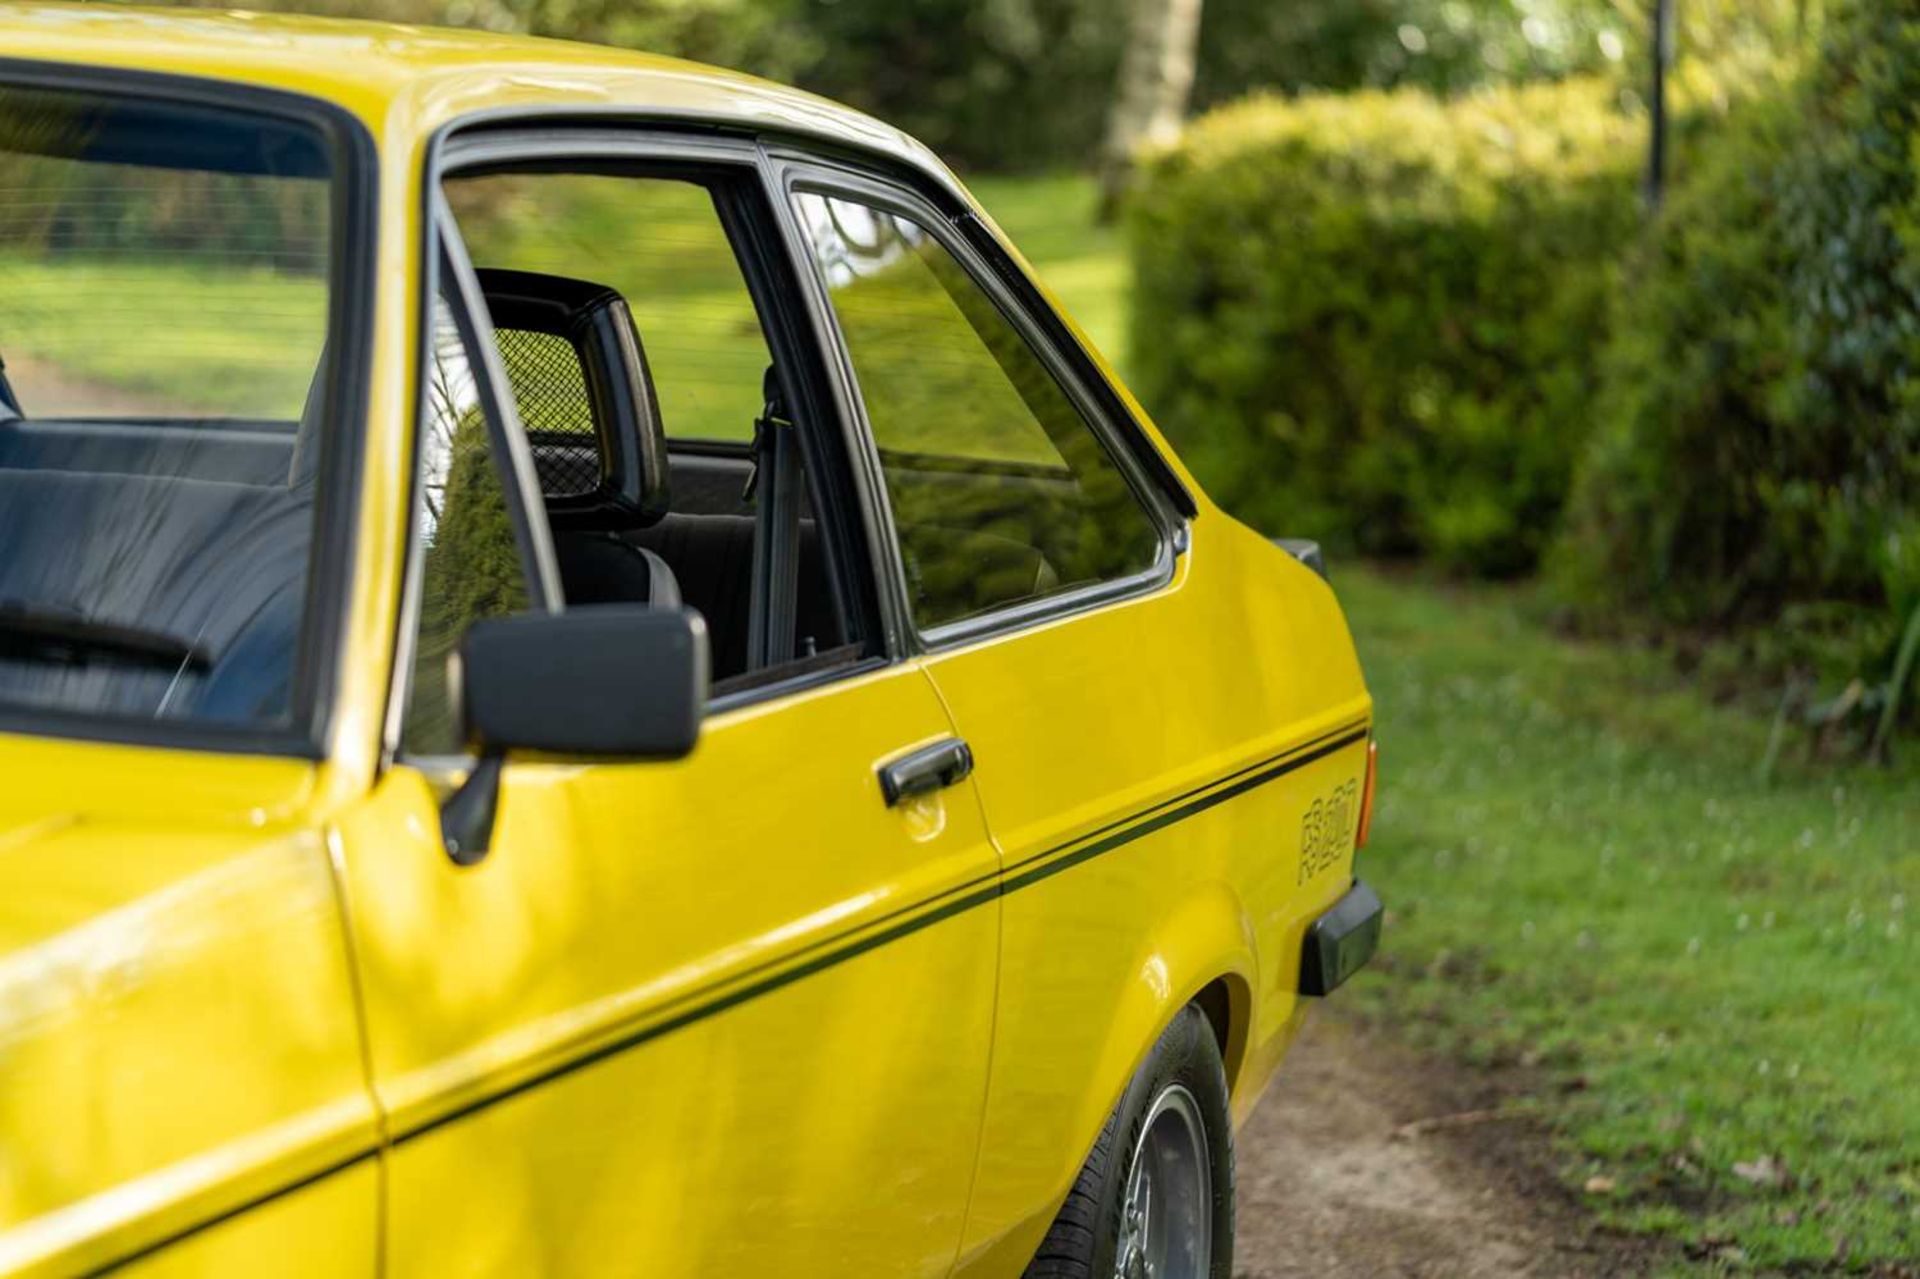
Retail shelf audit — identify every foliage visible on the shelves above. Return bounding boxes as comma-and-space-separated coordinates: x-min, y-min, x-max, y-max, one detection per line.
774, 0, 1123, 172
133, 0, 1819, 174
1192, 0, 1811, 109
1126, 77, 1641, 574
1552, 0, 1920, 725
494, 0, 1812, 171
1194, 0, 1625, 106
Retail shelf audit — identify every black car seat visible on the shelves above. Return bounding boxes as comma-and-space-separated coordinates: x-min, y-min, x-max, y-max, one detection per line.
550, 534, 681, 609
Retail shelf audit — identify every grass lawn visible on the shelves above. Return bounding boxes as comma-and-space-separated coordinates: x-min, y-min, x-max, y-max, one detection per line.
975, 173, 1920, 1271
1340, 567, 1918, 1271
0, 253, 325, 417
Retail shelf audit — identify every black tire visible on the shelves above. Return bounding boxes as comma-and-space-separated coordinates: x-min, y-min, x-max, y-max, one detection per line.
1023, 1003, 1235, 1279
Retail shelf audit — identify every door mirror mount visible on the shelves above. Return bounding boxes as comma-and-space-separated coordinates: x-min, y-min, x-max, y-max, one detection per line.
436, 605, 708, 864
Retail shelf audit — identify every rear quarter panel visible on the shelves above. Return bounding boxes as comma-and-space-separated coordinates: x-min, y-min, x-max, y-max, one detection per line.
932, 512, 1372, 1276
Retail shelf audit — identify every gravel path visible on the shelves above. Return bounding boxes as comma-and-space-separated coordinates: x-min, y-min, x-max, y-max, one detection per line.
1233, 1009, 1650, 1278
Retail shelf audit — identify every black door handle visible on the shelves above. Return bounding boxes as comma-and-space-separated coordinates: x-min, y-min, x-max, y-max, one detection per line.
878, 737, 974, 806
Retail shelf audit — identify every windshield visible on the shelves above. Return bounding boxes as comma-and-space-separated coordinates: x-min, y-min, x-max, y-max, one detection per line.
0, 82, 337, 733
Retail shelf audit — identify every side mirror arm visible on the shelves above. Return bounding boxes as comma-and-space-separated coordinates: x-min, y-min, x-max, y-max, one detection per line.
430, 606, 707, 868
441, 750, 505, 866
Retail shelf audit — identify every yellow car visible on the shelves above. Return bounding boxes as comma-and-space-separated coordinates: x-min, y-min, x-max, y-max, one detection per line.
0, 8, 1379, 1277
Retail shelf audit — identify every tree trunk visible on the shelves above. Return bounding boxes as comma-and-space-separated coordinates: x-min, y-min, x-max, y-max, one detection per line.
1097, 0, 1204, 221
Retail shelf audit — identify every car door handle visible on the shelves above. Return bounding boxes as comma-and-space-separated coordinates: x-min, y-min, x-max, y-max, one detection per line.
878, 737, 974, 807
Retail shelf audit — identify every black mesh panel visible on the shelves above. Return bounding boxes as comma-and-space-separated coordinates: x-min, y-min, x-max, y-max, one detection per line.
496, 326, 602, 497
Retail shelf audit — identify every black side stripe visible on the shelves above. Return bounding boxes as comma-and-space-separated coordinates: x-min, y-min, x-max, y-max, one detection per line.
85, 720, 1370, 1274
999, 721, 1371, 883
391, 719, 1371, 1147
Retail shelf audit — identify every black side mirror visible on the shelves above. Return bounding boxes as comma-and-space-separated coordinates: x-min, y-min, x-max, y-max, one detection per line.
439, 605, 708, 864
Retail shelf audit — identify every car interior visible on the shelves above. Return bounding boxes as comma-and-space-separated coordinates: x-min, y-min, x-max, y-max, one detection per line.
474, 262, 858, 691
0, 364, 318, 724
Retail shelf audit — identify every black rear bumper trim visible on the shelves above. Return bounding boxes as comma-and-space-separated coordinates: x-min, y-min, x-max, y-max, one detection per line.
1300, 878, 1383, 996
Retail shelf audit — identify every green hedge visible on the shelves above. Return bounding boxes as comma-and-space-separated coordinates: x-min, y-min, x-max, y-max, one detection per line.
1127, 77, 1641, 574
1553, 0, 1919, 695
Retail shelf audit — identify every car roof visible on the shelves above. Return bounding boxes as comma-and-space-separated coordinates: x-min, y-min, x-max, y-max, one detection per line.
0, 4, 950, 180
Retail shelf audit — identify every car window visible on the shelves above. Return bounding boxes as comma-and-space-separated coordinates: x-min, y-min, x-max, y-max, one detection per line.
0, 83, 337, 732
437, 161, 872, 691
445, 173, 770, 444
399, 292, 534, 757
792, 190, 1162, 632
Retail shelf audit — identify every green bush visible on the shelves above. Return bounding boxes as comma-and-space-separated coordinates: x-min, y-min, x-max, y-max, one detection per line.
1193, 0, 1808, 110
1553, 0, 1919, 704
1127, 77, 1641, 574
1195, 0, 1622, 106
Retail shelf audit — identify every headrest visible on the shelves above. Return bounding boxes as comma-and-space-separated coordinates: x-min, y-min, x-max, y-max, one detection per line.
478, 268, 669, 524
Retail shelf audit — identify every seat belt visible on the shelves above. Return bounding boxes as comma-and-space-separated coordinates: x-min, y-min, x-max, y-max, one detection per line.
746, 366, 802, 669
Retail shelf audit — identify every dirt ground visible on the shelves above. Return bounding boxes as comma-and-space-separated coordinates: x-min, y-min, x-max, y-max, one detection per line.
3, 353, 188, 418
1233, 1009, 1655, 1278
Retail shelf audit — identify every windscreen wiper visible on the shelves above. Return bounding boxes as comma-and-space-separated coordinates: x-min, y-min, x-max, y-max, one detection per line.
0, 600, 211, 672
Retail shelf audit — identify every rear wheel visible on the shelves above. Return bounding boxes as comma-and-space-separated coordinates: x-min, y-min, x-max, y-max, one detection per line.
1024, 1003, 1234, 1279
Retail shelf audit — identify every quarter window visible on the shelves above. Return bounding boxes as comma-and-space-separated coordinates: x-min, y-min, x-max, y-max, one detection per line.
792, 191, 1161, 631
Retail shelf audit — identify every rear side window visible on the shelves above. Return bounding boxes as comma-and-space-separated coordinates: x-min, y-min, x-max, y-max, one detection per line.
792, 191, 1162, 632
0, 83, 339, 734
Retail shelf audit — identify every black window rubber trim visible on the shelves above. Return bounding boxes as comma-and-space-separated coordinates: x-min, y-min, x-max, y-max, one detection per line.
0, 57, 376, 760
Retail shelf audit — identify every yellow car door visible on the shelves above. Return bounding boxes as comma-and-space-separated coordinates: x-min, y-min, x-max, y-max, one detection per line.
332, 142, 1000, 1277
787, 177, 1373, 1274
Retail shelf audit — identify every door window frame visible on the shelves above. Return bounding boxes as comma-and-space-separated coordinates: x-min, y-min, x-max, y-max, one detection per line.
384, 123, 905, 767
764, 151, 1186, 655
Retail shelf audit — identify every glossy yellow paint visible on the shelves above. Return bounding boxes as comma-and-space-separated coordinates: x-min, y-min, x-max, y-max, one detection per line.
0, 737, 375, 1278
0, 8, 1373, 1276
931, 519, 1370, 1277
335, 662, 1001, 1275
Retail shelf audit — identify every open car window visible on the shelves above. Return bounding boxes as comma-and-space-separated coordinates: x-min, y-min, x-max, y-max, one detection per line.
437, 161, 872, 694
0, 81, 339, 736
445, 173, 770, 445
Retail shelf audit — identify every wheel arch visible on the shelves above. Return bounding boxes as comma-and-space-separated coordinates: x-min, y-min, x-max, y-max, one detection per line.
1073, 880, 1259, 1166
1189, 971, 1252, 1099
